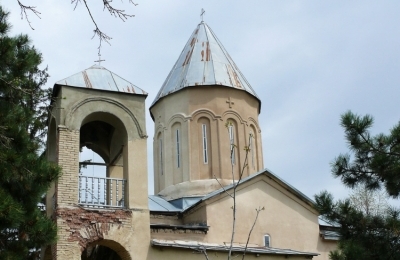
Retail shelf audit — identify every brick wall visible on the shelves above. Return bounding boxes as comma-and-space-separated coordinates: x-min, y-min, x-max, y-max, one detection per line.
57, 126, 79, 207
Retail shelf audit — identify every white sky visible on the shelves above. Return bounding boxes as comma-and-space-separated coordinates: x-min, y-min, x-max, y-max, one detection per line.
6, 1, 400, 202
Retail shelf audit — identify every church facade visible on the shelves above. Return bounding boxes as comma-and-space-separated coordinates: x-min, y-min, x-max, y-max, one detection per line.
43, 22, 337, 260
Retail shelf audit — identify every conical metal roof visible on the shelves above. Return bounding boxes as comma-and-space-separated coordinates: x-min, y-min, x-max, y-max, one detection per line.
151, 22, 259, 106
55, 65, 147, 95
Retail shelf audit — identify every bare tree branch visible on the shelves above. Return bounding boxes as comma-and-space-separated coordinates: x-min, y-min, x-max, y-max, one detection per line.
213, 174, 234, 199
241, 206, 265, 260
17, 0, 41, 30
227, 124, 252, 260
79, 0, 137, 54
196, 246, 210, 260
102, 0, 135, 21
16, 0, 137, 55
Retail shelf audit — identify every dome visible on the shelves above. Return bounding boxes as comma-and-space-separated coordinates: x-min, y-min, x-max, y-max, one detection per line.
151, 22, 259, 107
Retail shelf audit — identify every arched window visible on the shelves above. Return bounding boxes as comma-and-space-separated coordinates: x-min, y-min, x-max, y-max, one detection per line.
264, 234, 271, 247
172, 123, 182, 169
228, 122, 236, 165
157, 133, 163, 175
198, 117, 211, 165
176, 129, 181, 168
202, 124, 208, 164
249, 131, 255, 169
250, 125, 258, 170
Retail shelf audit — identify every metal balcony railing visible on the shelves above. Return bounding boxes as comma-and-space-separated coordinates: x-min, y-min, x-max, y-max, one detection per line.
78, 176, 126, 208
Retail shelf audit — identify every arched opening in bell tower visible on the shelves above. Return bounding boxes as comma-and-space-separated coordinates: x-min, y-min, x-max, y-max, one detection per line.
81, 240, 130, 260
78, 112, 128, 208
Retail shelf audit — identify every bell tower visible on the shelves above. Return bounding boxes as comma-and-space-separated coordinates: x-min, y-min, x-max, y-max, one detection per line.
150, 22, 264, 200
45, 65, 149, 260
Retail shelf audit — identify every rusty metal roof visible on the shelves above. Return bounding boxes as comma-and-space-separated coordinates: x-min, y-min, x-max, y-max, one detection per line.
151, 240, 318, 257
55, 65, 147, 95
151, 22, 259, 107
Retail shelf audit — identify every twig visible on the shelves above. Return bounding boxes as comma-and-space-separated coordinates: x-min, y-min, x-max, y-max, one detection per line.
78, 0, 112, 55
242, 206, 265, 260
102, 0, 135, 21
213, 174, 234, 199
227, 125, 251, 260
17, 0, 41, 30
74, 0, 137, 55
197, 246, 210, 260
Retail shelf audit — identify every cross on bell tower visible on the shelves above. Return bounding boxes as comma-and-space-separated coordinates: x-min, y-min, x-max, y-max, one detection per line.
94, 53, 105, 65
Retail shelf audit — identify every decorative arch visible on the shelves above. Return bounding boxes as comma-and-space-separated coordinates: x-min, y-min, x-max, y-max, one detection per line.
191, 108, 221, 121
155, 122, 166, 134
166, 113, 190, 126
65, 97, 146, 139
247, 117, 261, 133
222, 110, 247, 125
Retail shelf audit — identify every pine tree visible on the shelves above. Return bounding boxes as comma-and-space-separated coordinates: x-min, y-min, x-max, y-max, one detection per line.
331, 111, 400, 197
0, 6, 61, 259
315, 111, 400, 260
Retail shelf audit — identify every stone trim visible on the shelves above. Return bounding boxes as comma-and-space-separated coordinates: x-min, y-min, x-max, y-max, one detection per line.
66, 96, 147, 138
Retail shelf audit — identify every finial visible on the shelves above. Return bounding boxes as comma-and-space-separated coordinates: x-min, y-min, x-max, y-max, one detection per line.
200, 8, 205, 22
94, 53, 105, 66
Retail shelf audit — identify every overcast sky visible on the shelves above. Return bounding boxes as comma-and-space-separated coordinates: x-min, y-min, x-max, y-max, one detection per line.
6, 1, 400, 202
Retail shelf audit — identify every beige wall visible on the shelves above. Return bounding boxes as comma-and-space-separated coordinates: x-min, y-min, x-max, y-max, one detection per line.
179, 174, 335, 260
151, 86, 263, 198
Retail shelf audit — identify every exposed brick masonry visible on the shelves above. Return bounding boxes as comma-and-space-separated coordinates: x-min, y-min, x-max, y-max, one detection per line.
57, 127, 80, 206
57, 207, 132, 251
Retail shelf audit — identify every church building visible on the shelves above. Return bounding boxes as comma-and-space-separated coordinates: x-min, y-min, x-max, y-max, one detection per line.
44, 21, 337, 260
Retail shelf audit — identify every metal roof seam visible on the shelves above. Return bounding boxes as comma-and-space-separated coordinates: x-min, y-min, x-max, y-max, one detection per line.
203, 22, 217, 84
149, 196, 169, 211
108, 68, 120, 92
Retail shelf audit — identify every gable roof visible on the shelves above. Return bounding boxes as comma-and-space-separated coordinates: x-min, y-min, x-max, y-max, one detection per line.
150, 22, 259, 108
190, 168, 316, 211
148, 168, 316, 213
